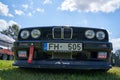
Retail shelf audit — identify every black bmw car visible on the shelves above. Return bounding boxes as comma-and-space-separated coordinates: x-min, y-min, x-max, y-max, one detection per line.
13, 26, 113, 71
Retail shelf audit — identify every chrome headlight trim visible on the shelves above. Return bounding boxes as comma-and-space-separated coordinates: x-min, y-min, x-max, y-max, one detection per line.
96, 31, 105, 40
31, 29, 41, 38
20, 30, 30, 39
85, 30, 95, 39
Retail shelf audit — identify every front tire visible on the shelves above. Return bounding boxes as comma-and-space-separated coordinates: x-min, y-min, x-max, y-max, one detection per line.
0, 53, 2, 59
94, 69, 109, 72
2, 54, 8, 60
8, 55, 14, 60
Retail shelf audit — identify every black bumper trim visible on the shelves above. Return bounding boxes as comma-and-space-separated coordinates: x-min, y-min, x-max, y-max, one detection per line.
13, 60, 112, 70
14, 41, 112, 51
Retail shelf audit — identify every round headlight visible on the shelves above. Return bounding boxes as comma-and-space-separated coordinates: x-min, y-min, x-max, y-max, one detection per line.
20, 30, 30, 39
31, 29, 41, 38
96, 31, 105, 40
85, 30, 95, 39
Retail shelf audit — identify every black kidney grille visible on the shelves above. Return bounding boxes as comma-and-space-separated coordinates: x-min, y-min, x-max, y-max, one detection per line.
53, 27, 72, 39
53, 28, 61, 39
64, 28, 72, 39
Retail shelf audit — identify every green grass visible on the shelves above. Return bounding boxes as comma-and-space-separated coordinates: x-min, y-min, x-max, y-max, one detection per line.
0, 60, 120, 80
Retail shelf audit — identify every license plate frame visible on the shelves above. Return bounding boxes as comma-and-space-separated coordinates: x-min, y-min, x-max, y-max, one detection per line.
44, 43, 82, 51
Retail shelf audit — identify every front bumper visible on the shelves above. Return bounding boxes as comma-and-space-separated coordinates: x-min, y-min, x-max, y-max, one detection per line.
13, 41, 112, 70
13, 60, 112, 70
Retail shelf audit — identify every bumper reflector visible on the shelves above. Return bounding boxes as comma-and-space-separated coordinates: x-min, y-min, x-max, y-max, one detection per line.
27, 45, 34, 64
18, 51, 27, 58
98, 52, 107, 59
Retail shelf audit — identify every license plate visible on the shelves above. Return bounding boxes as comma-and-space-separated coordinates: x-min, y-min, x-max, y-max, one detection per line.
44, 43, 82, 51
18, 51, 27, 58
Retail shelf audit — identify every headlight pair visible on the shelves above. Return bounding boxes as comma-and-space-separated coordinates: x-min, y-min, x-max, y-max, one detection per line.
85, 30, 105, 40
20, 29, 41, 39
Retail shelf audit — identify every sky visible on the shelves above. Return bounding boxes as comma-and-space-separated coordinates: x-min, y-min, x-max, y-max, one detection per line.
0, 0, 120, 51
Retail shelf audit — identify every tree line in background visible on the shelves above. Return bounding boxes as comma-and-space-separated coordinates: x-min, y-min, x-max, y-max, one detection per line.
0, 24, 20, 40
111, 49, 120, 66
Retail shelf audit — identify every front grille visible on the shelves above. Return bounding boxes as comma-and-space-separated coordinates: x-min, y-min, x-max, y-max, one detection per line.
53, 27, 62, 39
18, 27, 108, 42
52, 53, 72, 59
52, 27, 73, 39
64, 28, 73, 39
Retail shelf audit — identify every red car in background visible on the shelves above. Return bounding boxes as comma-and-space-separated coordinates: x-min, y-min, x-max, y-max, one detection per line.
0, 33, 14, 60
